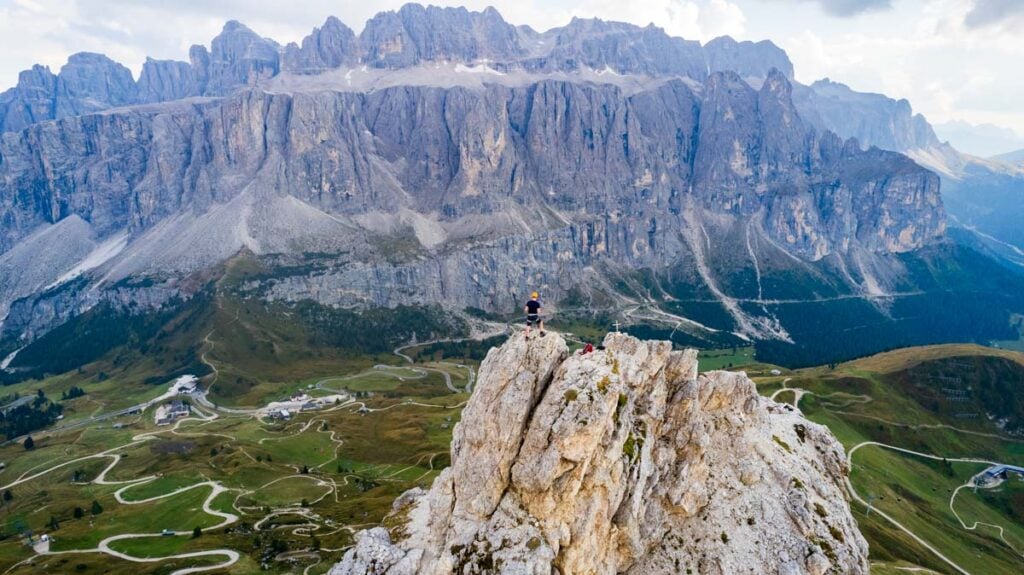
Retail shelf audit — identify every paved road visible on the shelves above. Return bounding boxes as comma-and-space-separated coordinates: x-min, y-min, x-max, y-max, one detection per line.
5, 437, 242, 575
845, 441, 999, 575
5, 381, 199, 446
776, 377, 1013, 575
433, 368, 458, 393
4, 324, 507, 571
391, 327, 508, 366
94, 533, 241, 575
0, 395, 33, 413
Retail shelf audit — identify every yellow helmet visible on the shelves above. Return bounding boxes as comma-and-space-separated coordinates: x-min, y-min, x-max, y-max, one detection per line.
531, 291, 539, 299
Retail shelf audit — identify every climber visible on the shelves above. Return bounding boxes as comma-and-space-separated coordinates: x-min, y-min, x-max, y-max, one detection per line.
525, 291, 545, 337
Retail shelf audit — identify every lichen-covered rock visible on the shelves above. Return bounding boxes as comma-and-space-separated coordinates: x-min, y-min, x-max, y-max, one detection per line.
330, 332, 869, 574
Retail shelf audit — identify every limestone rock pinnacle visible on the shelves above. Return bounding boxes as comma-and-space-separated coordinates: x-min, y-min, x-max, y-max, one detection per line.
331, 331, 869, 574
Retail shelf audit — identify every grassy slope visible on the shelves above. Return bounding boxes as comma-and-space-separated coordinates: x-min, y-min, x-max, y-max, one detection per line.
0, 287, 476, 575
4, 252, 1024, 573
751, 345, 1024, 573
844, 343, 1024, 373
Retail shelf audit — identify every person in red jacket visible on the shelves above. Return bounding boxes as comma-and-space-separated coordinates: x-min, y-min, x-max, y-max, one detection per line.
525, 291, 545, 337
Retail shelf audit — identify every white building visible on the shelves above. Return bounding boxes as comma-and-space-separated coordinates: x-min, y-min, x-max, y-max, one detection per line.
269, 408, 292, 421
154, 400, 191, 425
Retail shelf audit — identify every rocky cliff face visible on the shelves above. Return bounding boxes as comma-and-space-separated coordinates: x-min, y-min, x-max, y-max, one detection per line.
331, 332, 868, 574
0, 70, 942, 258
360, 4, 524, 69
0, 3, 954, 347
0, 68, 946, 341
282, 16, 360, 74
137, 58, 199, 103
0, 54, 138, 133
791, 72, 1024, 263
0, 4, 796, 134
198, 20, 281, 96
0, 19, 278, 130
705, 36, 794, 81
793, 79, 940, 153
55, 52, 139, 114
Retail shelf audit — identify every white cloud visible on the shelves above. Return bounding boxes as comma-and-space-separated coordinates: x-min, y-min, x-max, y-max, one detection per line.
560, 0, 745, 42
701, 0, 748, 38
783, 0, 894, 17
777, 0, 1024, 132
963, 0, 1024, 29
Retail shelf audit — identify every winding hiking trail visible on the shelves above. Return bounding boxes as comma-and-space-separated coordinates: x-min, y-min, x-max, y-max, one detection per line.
6, 373, 456, 572
835, 411, 1019, 442
843, 441, 996, 575
1, 425, 243, 575
949, 479, 1024, 559
4, 323, 494, 573
393, 337, 488, 393
769, 378, 800, 404
0, 395, 269, 573
769, 377, 873, 411
773, 377, 1024, 575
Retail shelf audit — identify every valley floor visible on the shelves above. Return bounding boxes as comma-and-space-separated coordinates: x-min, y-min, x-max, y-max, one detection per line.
2, 322, 1023, 574
0, 341, 476, 574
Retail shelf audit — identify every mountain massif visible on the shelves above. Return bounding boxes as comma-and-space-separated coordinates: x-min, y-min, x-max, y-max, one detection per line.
0, 5, 795, 130
0, 3, 1021, 368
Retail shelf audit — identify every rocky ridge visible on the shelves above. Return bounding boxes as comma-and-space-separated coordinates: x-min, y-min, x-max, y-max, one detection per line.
0, 4, 794, 134
0, 4, 954, 178
0, 66, 945, 342
331, 332, 868, 574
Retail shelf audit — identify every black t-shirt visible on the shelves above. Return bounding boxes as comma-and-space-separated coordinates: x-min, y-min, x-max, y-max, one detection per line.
526, 299, 541, 314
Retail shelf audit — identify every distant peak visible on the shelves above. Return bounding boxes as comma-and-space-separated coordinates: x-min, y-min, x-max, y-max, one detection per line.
316, 15, 353, 35
397, 2, 426, 14
60, 52, 131, 76
760, 68, 794, 101
66, 52, 117, 63
706, 34, 738, 45
221, 20, 250, 33
24, 64, 53, 75
765, 67, 790, 82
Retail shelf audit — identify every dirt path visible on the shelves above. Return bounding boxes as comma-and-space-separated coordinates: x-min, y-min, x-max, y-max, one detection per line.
949, 479, 1024, 558
834, 411, 1021, 442
768, 378, 795, 403
4, 319, 504, 573
392, 326, 508, 366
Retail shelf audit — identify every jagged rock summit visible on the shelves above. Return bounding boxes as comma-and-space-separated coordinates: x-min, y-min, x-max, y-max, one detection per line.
331, 332, 868, 574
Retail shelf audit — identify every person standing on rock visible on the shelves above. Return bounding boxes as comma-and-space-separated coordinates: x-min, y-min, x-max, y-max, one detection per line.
525, 291, 545, 338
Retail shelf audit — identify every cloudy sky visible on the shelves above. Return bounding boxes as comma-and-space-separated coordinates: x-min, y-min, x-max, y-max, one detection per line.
1, 0, 1022, 146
